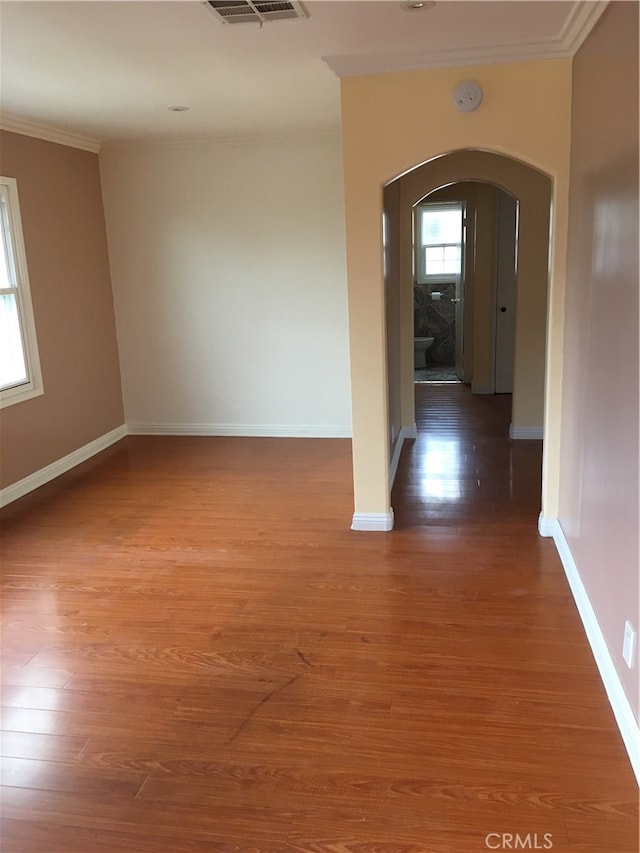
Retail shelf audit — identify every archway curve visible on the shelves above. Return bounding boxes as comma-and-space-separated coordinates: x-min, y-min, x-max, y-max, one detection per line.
383, 148, 552, 516
383, 145, 554, 190
416, 177, 519, 207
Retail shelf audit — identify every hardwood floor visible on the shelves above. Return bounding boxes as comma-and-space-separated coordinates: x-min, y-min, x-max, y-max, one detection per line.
1, 384, 637, 852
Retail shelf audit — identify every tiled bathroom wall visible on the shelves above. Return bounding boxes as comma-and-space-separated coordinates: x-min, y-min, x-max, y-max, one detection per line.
414, 282, 456, 365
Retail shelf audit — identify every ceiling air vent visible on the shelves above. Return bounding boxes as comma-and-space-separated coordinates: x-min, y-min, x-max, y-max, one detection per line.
204, 0, 307, 25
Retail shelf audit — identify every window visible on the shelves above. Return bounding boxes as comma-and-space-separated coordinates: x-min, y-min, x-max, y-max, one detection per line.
415, 202, 464, 283
0, 176, 43, 408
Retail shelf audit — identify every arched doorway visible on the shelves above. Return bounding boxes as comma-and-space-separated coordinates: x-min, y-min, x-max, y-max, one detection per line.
384, 150, 552, 503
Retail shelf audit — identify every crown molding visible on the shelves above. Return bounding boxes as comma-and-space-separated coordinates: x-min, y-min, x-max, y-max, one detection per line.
0, 114, 101, 153
100, 128, 341, 152
559, 0, 609, 55
0, 2, 609, 144
323, 0, 610, 78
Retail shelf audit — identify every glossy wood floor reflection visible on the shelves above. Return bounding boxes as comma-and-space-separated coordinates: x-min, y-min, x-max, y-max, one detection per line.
1, 385, 637, 853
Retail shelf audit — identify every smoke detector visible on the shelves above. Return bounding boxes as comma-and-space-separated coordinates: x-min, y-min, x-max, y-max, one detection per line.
203, 1, 307, 25
453, 80, 483, 112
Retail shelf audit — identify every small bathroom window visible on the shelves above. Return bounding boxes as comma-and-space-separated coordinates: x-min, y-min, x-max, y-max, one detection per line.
415, 202, 464, 284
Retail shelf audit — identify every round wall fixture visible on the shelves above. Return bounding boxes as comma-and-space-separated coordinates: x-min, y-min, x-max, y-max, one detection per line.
453, 80, 483, 112
400, 1, 435, 10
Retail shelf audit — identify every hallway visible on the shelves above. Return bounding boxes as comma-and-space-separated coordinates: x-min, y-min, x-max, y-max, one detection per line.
393, 383, 544, 528
1, 389, 637, 851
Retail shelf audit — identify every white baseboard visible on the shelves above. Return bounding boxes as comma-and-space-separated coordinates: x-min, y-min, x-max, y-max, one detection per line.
510, 424, 544, 440
1, 421, 350, 507
127, 422, 351, 438
545, 516, 640, 786
389, 424, 417, 490
0, 424, 127, 508
351, 510, 394, 532
537, 512, 556, 538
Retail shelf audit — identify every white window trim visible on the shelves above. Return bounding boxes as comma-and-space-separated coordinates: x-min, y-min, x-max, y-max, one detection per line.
415, 201, 464, 286
0, 176, 43, 409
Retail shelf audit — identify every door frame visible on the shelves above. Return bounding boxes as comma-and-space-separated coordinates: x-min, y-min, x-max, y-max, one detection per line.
412, 198, 466, 380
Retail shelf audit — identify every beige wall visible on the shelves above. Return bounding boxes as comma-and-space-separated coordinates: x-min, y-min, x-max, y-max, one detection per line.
99, 135, 351, 436
0, 131, 124, 489
341, 58, 572, 520
560, 2, 639, 719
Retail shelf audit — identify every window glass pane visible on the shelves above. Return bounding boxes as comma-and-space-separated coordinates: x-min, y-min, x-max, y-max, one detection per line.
424, 249, 444, 276
420, 207, 462, 246
0, 195, 16, 289
443, 245, 462, 274
424, 245, 462, 277
0, 293, 27, 389
425, 246, 444, 263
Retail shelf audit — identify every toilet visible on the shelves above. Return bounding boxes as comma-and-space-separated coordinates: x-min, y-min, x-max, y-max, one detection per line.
414, 336, 434, 368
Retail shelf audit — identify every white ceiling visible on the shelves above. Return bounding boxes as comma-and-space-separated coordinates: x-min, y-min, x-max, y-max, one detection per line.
0, 0, 607, 148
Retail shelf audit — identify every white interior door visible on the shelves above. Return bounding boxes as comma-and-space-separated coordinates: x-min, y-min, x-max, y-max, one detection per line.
494, 193, 517, 394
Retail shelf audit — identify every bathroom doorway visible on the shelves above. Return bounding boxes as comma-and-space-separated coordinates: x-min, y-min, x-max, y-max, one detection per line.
413, 182, 518, 393
413, 196, 465, 384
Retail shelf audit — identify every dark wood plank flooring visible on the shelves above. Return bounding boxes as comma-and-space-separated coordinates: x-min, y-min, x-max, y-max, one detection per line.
1, 384, 637, 852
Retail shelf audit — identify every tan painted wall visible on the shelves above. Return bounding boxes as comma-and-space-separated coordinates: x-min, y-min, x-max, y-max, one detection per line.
559, 2, 639, 719
341, 58, 572, 519
0, 131, 124, 488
